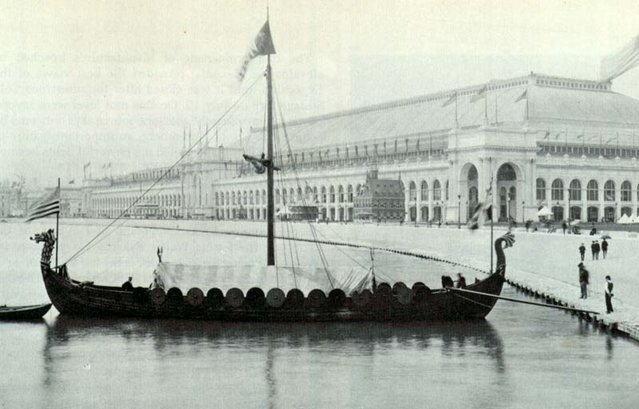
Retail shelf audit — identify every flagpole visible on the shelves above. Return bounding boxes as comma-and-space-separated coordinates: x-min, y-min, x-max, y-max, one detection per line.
266, 53, 275, 266
55, 177, 60, 269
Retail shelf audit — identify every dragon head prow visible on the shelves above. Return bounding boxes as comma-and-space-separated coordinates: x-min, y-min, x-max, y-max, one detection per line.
498, 232, 516, 249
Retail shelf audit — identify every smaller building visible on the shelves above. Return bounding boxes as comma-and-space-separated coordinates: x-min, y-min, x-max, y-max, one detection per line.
353, 169, 405, 222
60, 186, 83, 217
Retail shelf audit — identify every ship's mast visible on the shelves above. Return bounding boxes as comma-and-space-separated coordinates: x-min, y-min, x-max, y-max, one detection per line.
266, 54, 275, 265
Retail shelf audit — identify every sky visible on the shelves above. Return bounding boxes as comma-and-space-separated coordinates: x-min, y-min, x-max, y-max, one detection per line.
1, 0, 639, 187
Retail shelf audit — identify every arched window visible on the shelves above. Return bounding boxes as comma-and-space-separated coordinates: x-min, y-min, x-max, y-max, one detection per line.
421, 181, 428, 201
569, 179, 581, 201
536, 178, 546, 201
604, 180, 615, 201
409, 182, 417, 201
551, 179, 564, 201
587, 180, 598, 201
433, 180, 441, 201
621, 181, 631, 202
445, 180, 449, 201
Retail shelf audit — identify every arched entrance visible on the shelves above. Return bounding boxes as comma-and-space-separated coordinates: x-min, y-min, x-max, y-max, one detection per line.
409, 206, 416, 222
460, 163, 479, 223
497, 163, 517, 222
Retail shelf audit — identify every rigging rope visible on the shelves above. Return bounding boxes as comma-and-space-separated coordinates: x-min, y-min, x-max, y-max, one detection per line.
64, 75, 263, 266
273, 82, 334, 288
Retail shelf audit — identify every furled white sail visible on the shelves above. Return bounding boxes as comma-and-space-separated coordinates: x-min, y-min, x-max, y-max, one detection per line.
153, 262, 371, 294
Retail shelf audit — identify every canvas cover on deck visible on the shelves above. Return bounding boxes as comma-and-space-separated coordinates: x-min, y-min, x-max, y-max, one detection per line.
153, 263, 371, 294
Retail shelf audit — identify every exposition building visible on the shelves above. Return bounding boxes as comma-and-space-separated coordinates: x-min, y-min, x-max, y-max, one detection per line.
79, 72, 639, 225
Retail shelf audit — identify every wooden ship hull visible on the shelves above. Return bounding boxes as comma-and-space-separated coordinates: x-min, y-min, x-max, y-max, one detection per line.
0, 303, 52, 320
40, 262, 505, 322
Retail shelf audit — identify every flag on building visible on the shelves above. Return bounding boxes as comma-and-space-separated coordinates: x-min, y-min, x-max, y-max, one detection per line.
470, 85, 487, 103
69, 180, 75, 184
237, 21, 277, 82
25, 187, 60, 223
515, 89, 527, 103
543, 131, 550, 140
442, 92, 457, 107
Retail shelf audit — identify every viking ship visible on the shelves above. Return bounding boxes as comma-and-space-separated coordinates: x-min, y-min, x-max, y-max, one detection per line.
33, 18, 515, 322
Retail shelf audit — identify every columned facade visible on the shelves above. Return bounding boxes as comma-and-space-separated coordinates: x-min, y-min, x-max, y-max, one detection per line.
76, 73, 639, 226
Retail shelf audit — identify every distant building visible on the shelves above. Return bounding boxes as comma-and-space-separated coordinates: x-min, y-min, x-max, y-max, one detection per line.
353, 169, 405, 222
0, 179, 42, 218
62, 72, 639, 224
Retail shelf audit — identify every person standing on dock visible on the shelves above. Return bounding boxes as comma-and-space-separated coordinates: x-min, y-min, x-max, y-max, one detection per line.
594, 240, 601, 260
605, 275, 614, 313
578, 262, 589, 299
601, 239, 609, 259
590, 241, 596, 260
578, 243, 586, 261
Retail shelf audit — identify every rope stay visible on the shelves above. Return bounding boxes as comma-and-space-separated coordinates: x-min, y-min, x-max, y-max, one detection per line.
272, 82, 335, 288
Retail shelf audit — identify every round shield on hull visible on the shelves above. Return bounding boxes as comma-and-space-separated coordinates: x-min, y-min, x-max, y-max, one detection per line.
225, 288, 244, 308
327, 288, 346, 308
246, 287, 266, 309
150, 288, 166, 305
353, 289, 372, 307
412, 282, 431, 302
166, 288, 184, 306
307, 289, 326, 308
266, 288, 285, 308
204, 288, 224, 308
186, 288, 204, 307
285, 289, 305, 309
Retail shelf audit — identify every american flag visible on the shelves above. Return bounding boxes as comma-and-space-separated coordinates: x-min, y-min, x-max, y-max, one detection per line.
25, 187, 60, 223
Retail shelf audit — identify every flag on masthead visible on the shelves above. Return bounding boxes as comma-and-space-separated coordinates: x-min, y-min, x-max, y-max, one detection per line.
237, 21, 276, 82
25, 187, 60, 222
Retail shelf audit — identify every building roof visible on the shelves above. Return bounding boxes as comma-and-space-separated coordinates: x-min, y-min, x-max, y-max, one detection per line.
264, 73, 639, 150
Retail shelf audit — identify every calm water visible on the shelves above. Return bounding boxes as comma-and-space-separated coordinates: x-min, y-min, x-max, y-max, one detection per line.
1, 220, 638, 408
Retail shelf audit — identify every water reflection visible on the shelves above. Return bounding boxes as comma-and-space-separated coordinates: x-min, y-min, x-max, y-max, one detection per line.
43, 316, 506, 408
46, 316, 504, 359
